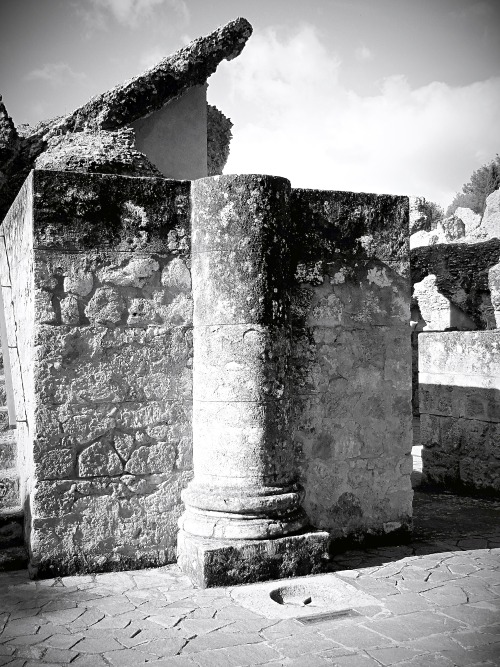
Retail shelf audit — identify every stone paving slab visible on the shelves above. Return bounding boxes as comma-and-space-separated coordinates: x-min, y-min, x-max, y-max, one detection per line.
0, 491, 499, 666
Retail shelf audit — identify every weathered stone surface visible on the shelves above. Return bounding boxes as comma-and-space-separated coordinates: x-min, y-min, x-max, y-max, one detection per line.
290, 192, 413, 540
419, 331, 500, 495
291, 189, 410, 277
413, 274, 476, 331
177, 529, 329, 588
34, 128, 161, 177
85, 287, 125, 324
31, 171, 190, 253
411, 239, 500, 329
97, 257, 159, 288
481, 187, 500, 240
207, 104, 233, 176
0, 171, 193, 575
455, 207, 481, 235
78, 441, 123, 477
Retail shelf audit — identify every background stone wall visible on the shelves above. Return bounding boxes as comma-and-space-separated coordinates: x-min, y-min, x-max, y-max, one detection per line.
290, 190, 413, 540
419, 331, 500, 495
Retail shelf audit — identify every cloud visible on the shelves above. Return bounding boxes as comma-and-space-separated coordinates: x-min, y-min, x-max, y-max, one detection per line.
86, 0, 189, 28
355, 45, 373, 62
25, 63, 87, 88
212, 25, 500, 209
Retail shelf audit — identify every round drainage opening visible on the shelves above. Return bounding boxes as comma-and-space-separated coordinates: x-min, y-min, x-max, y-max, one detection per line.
270, 585, 315, 607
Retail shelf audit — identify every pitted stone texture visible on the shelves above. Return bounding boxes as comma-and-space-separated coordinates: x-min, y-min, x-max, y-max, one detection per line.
413, 274, 477, 332
290, 190, 412, 541
0, 171, 194, 575
191, 174, 292, 327
98, 257, 160, 288
34, 128, 162, 178
85, 287, 125, 324
78, 441, 123, 477
177, 530, 329, 588
32, 171, 191, 254
419, 331, 500, 495
411, 239, 500, 329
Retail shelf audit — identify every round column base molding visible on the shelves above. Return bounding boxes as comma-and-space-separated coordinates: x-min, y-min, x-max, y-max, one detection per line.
178, 506, 308, 540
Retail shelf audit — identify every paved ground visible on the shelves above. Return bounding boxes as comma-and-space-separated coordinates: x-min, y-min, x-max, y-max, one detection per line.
0, 490, 499, 666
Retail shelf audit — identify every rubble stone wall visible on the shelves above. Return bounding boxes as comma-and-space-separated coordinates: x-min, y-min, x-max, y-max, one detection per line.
3, 170, 194, 576
419, 331, 500, 495
290, 190, 413, 540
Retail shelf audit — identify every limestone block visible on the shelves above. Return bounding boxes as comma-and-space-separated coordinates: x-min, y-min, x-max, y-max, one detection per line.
85, 287, 125, 324
98, 257, 159, 288
161, 257, 191, 291
34, 325, 192, 405
113, 432, 135, 460
34, 448, 74, 480
455, 207, 481, 235
419, 331, 500, 382
127, 298, 159, 326
60, 295, 80, 325
35, 290, 56, 324
63, 268, 93, 296
481, 188, 500, 240
488, 262, 500, 328
125, 442, 176, 474
78, 441, 123, 477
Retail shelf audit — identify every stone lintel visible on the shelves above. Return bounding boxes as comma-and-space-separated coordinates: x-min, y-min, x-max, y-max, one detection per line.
177, 529, 330, 588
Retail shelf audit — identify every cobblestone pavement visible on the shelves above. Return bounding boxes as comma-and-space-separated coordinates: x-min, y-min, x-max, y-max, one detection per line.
1, 491, 499, 667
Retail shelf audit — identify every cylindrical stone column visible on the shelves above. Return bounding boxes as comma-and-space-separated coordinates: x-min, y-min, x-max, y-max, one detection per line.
179, 174, 307, 540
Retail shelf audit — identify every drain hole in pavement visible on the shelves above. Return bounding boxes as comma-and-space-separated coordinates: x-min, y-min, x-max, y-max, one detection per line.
297, 609, 361, 625
270, 585, 315, 607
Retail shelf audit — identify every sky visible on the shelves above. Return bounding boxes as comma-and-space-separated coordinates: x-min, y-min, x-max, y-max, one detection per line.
1, 0, 499, 209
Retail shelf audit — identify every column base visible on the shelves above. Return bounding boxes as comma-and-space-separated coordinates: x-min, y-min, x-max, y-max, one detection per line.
177, 528, 330, 588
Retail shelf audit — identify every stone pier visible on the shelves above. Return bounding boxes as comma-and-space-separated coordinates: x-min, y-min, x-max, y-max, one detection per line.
177, 175, 329, 587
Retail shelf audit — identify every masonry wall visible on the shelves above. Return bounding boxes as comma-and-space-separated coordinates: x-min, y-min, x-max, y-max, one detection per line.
290, 190, 413, 539
419, 331, 500, 495
3, 171, 413, 575
2, 170, 193, 576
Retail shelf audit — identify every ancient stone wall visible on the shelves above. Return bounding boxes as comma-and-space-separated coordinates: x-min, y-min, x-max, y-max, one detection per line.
2, 170, 193, 576
2, 170, 413, 576
290, 190, 413, 540
419, 331, 500, 495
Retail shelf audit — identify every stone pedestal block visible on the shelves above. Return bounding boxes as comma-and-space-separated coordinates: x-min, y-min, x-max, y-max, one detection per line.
177, 529, 330, 588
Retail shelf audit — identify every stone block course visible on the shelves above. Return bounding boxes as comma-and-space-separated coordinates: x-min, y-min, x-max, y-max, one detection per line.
419, 331, 500, 495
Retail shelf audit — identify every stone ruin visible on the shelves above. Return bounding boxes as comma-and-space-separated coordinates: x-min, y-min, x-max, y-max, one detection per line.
410, 195, 500, 495
0, 17, 496, 585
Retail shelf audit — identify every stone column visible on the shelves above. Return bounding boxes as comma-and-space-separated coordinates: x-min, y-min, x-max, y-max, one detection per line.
177, 175, 328, 587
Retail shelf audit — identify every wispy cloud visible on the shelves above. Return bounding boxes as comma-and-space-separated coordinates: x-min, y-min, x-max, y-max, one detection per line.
213, 25, 500, 209
85, 0, 189, 28
25, 63, 87, 88
355, 45, 373, 62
